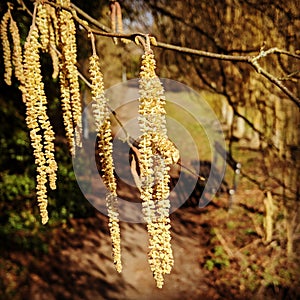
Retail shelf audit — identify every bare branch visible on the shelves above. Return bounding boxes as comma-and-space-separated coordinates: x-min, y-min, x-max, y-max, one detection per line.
19, 1, 300, 106
71, 2, 300, 106
250, 59, 300, 107
70, 2, 111, 32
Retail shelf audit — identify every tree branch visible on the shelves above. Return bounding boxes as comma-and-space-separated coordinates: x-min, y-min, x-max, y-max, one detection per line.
66, 1, 300, 107
250, 59, 300, 107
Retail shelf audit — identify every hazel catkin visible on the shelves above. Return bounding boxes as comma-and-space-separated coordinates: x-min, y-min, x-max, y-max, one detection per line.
57, 0, 82, 155
23, 25, 57, 224
36, 3, 49, 51
138, 49, 178, 288
9, 15, 24, 85
89, 52, 122, 273
1, 10, 12, 85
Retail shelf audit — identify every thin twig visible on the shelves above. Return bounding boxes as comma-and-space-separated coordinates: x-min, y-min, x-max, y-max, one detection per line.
156, 41, 250, 62
27, 1, 38, 36
89, 32, 97, 56
213, 228, 234, 258
178, 162, 206, 182
251, 59, 300, 107
71, 2, 111, 32
17, 0, 33, 16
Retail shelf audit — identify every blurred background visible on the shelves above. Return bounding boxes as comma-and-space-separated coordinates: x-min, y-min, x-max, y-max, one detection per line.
0, 0, 299, 299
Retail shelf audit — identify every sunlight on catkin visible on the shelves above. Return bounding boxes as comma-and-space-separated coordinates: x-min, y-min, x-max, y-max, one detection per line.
1, 10, 12, 86
9, 14, 24, 85
138, 43, 178, 288
36, 3, 49, 51
23, 28, 46, 224
89, 38, 122, 272
22, 3, 58, 224
57, 0, 82, 155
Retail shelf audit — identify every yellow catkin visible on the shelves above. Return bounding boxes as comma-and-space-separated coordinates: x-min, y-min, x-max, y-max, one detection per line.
1, 10, 12, 85
23, 25, 58, 224
138, 50, 177, 288
89, 53, 122, 273
155, 133, 180, 165
57, 0, 82, 154
47, 5, 60, 46
36, 2, 59, 80
48, 21, 59, 79
9, 14, 24, 85
36, 3, 49, 51
59, 67, 75, 155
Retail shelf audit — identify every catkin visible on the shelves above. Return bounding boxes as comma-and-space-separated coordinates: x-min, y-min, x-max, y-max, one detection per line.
9, 14, 24, 85
89, 53, 122, 273
45, 4, 59, 79
1, 10, 12, 85
36, 3, 49, 51
48, 21, 59, 79
47, 5, 59, 46
138, 50, 177, 288
35, 3, 59, 80
57, 0, 82, 155
23, 25, 57, 224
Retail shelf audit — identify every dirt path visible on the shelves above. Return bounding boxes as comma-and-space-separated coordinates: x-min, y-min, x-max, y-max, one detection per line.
17, 207, 218, 300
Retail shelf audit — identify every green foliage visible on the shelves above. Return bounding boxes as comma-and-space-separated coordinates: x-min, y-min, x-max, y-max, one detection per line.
205, 245, 230, 271
226, 220, 237, 230
0, 172, 34, 201
0, 142, 94, 256
0, 88, 94, 251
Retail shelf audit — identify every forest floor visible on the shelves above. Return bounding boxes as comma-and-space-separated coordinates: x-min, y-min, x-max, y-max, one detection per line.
1, 172, 300, 300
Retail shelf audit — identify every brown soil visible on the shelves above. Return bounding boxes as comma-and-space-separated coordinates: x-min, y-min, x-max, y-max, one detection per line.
2, 176, 299, 300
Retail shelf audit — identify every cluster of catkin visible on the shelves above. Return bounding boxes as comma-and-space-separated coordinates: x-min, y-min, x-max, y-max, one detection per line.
1, 4, 57, 224
1, 1, 180, 289
0, 6, 23, 86
23, 23, 58, 224
0, 1, 83, 223
138, 49, 179, 288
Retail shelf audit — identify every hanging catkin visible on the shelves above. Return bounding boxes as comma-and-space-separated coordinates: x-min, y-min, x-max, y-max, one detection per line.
89, 35, 122, 272
34, 3, 59, 79
0, 10, 12, 86
9, 14, 24, 85
23, 18, 57, 224
36, 3, 49, 51
138, 41, 178, 288
45, 5, 60, 79
48, 20, 59, 79
57, 0, 82, 155
0, 4, 58, 224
